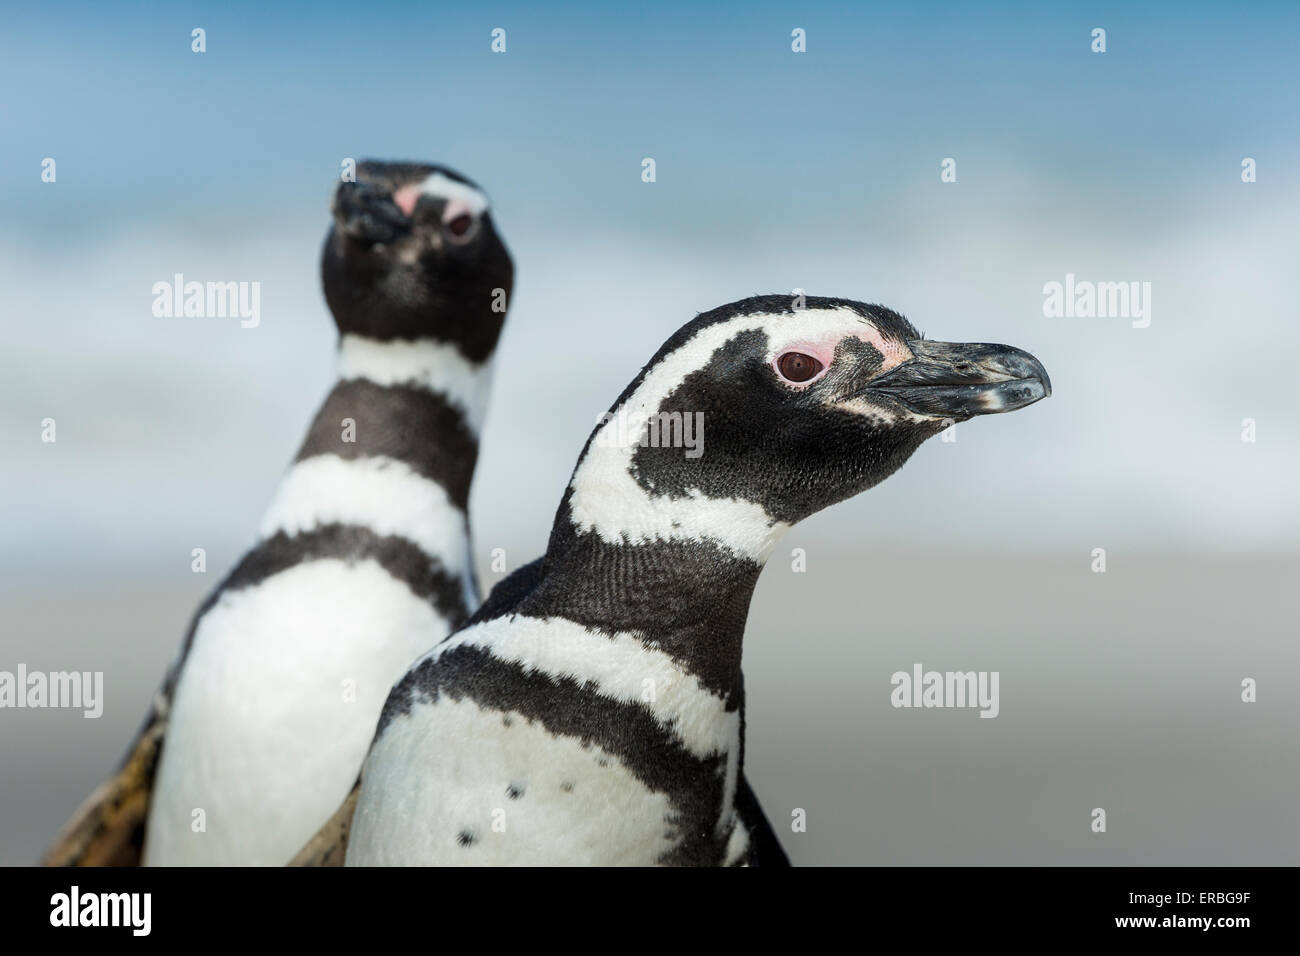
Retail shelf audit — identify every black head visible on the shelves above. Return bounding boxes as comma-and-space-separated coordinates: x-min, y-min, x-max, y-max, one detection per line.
321, 161, 514, 362
559, 295, 1051, 561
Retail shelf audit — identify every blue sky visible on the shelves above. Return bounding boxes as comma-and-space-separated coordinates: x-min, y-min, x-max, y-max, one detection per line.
4, 1, 1297, 240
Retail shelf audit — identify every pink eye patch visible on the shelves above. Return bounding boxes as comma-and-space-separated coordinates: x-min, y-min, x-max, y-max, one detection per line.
440, 197, 475, 225
772, 341, 835, 386
392, 185, 421, 217
772, 329, 911, 389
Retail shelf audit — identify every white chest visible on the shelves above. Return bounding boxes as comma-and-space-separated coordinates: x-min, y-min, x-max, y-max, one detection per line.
348, 693, 679, 866
345, 616, 746, 866
144, 558, 453, 866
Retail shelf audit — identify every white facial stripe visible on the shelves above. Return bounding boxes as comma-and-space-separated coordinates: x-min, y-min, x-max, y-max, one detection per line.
337, 334, 494, 435
569, 306, 890, 561
832, 395, 935, 425
260, 455, 472, 578
419, 172, 489, 215
428, 615, 739, 760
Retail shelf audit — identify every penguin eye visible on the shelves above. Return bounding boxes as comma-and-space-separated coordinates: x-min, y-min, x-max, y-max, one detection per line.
441, 198, 479, 245
444, 213, 475, 243
776, 352, 825, 383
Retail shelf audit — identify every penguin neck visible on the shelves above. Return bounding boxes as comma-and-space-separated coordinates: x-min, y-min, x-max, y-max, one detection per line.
538, 497, 777, 701
333, 332, 494, 437
287, 332, 492, 516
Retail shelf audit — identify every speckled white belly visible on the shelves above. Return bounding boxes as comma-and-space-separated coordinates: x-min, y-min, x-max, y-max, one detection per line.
347, 692, 677, 866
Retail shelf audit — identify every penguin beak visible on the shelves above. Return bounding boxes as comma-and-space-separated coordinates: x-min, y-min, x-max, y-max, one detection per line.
865, 340, 1051, 419
331, 180, 410, 246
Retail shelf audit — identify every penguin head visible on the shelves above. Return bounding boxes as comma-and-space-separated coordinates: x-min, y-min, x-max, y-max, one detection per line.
563, 295, 1050, 561
321, 160, 513, 362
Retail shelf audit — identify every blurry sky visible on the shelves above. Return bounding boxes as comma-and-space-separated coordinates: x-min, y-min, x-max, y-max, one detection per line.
1, 0, 1298, 578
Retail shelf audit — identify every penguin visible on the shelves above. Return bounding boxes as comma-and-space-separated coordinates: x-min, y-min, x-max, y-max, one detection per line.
295, 294, 1050, 866
43, 161, 514, 866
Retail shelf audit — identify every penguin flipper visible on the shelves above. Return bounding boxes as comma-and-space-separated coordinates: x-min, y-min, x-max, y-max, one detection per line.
735, 774, 791, 867
289, 780, 359, 867
41, 693, 168, 867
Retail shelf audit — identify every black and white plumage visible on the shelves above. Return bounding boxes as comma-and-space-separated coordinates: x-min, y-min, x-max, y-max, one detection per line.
43, 161, 513, 867
307, 294, 1049, 867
